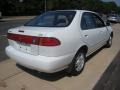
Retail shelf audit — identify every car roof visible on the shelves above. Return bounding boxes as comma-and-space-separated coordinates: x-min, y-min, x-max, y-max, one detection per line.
51, 10, 94, 13
45, 10, 98, 17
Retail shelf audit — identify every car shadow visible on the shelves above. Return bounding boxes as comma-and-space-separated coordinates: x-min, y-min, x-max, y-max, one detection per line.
16, 46, 105, 81
86, 46, 105, 62
16, 64, 68, 81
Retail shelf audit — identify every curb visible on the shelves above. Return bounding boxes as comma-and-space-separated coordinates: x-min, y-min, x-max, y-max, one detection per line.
0, 16, 35, 21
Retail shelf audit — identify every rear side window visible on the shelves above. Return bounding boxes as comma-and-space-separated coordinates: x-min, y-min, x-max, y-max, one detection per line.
81, 12, 96, 30
81, 16, 87, 30
24, 11, 76, 27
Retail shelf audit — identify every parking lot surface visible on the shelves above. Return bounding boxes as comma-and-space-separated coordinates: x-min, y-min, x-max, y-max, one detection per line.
0, 22, 120, 90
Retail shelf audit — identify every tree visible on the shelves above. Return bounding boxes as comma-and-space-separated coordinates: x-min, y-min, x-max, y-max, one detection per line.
102, 1, 118, 13
0, 0, 119, 15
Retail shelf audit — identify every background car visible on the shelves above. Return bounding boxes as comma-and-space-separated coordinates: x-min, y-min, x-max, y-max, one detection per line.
107, 14, 120, 23
6, 10, 113, 75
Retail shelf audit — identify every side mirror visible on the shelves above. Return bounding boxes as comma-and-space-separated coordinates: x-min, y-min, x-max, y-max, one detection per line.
105, 21, 111, 26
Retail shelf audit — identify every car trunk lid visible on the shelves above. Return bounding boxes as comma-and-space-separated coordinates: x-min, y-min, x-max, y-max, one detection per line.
7, 26, 47, 55
7, 26, 61, 56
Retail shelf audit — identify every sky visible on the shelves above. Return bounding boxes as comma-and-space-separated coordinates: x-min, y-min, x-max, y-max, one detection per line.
102, 0, 120, 6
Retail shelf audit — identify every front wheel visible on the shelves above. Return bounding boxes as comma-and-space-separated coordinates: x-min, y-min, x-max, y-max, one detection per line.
105, 36, 112, 48
67, 52, 86, 76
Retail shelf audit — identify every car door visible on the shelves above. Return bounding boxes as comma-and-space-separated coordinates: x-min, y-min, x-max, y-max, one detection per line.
80, 12, 102, 55
92, 13, 109, 46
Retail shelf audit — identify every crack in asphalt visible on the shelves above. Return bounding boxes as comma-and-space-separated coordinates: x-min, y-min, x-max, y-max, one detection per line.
0, 35, 7, 37
1, 71, 23, 81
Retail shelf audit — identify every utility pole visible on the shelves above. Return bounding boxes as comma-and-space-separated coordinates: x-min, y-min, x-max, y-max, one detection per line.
19, 0, 23, 3
45, 0, 47, 12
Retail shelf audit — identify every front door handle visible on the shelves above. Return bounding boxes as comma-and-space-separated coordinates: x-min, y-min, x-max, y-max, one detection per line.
84, 35, 88, 37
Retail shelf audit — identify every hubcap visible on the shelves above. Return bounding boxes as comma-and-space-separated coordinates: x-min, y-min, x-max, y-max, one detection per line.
109, 37, 112, 45
75, 54, 85, 72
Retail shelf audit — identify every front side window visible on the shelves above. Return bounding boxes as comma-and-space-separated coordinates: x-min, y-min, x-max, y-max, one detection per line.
92, 14, 105, 28
24, 11, 76, 27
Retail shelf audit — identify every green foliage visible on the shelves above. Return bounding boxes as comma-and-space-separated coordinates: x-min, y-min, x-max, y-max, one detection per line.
102, 1, 118, 13
0, 0, 120, 15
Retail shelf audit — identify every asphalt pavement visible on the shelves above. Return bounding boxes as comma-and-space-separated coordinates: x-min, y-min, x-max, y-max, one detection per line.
93, 50, 120, 90
0, 19, 29, 61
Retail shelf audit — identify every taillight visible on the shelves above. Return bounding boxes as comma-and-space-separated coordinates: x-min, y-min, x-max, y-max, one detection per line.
7, 33, 39, 45
7, 33, 60, 46
39, 37, 60, 46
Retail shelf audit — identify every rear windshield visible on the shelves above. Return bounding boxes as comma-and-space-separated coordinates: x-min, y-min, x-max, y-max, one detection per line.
24, 11, 76, 27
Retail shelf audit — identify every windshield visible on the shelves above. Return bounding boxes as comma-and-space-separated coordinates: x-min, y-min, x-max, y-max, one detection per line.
25, 11, 76, 27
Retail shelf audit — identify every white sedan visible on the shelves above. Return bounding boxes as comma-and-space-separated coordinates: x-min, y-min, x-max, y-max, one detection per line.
6, 10, 113, 75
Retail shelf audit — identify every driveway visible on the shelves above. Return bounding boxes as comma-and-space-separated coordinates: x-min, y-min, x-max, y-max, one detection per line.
0, 24, 120, 90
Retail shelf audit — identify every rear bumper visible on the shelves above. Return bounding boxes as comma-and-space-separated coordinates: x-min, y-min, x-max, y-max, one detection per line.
6, 46, 74, 73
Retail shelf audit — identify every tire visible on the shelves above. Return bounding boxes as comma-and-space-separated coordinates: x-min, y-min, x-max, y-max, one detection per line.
67, 51, 86, 76
105, 36, 112, 48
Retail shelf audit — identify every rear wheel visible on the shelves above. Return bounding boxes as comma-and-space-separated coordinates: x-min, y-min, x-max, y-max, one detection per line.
67, 51, 86, 76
